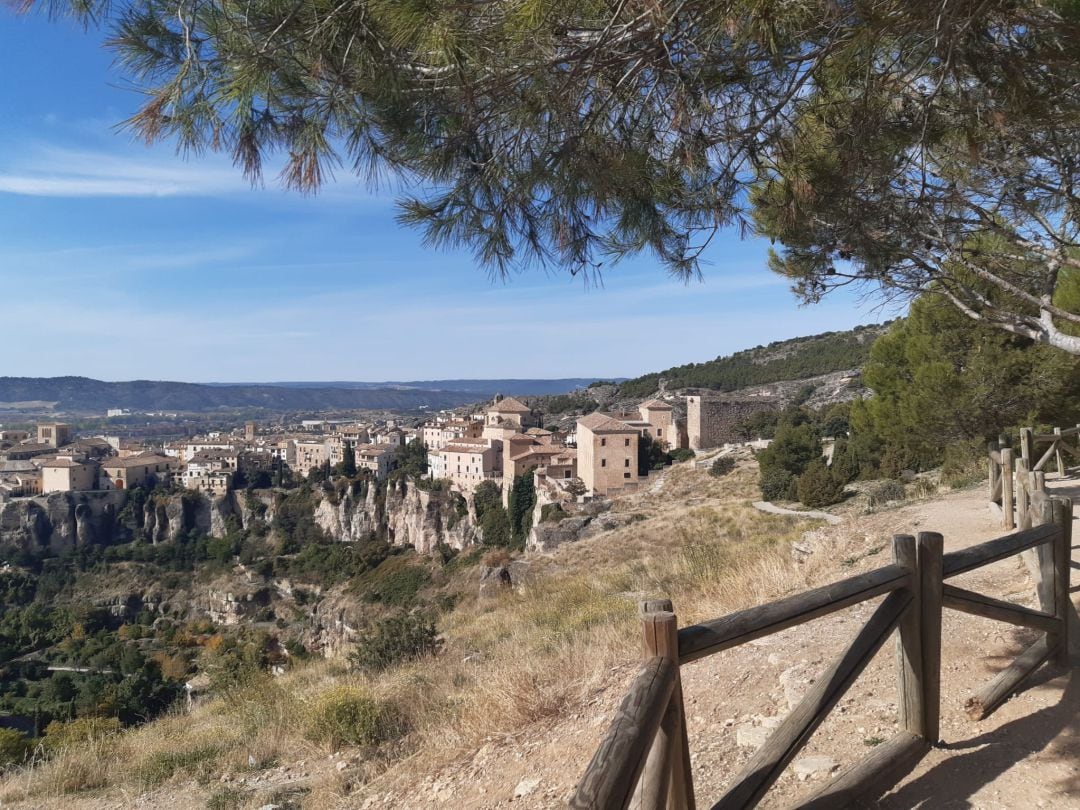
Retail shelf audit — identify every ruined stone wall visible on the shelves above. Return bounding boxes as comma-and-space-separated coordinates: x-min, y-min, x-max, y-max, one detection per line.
686, 395, 779, 450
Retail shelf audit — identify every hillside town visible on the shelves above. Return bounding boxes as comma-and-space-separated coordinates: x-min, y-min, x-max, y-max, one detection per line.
0, 392, 775, 503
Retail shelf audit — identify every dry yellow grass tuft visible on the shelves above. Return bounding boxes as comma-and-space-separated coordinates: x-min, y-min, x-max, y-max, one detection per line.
0, 458, 833, 808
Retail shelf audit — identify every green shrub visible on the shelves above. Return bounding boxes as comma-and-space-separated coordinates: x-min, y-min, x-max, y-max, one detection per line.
941, 441, 985, 489
669, 448, 696, 463
709, 457, 736, 477
866, 480, 906, 508
796, 460, 847, 508
350, 613, 440, 672
304, 686, 403, 748
43, 716, 122, 753
0, 728, 30, 767
759, 467, 795, 501
757, 423, 822, 478
206, 787, 245, 810
540, 503, 569, 523
357, 557, 430, 608
134, 744, 221, 787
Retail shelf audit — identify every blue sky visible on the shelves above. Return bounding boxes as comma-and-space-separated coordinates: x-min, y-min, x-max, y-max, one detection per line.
0, 12, 901, 383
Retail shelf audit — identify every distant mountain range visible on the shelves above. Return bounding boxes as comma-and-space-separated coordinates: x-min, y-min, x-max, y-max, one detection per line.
0, 377, 612, 415
204, 378, 616, 394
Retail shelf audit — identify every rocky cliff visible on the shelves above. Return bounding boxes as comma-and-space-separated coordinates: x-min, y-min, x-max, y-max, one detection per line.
1, 478, 480, 556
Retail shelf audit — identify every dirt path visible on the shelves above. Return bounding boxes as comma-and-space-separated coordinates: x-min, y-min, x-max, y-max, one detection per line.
752, 501, 844, 525
352, 485, 1079, 809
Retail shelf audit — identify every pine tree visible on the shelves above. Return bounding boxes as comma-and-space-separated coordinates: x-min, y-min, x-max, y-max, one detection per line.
507, 471, 536, 549
38, 0, 1080, 352
342, 441, 357, 477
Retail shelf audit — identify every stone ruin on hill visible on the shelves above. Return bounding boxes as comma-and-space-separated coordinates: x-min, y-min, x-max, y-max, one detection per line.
686, 393, 780, 450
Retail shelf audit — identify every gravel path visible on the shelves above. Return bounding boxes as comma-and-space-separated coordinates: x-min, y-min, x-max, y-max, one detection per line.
752, 500, 844, 525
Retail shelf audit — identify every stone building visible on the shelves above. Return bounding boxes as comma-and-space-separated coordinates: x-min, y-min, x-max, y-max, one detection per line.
293, 440, 330, 478
355, 444, 398, 479
41, 456, 98, 493
482, 395, 540, 441
439, 439, 502, 491
576, 412, 642, 497
100, 453, 177, 490
37, 423, 73, 448
686, 394, 779, 450
638, 399, 676, 448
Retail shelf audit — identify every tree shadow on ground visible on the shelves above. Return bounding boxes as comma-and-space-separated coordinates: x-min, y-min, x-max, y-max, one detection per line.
866, 664, 1078, 809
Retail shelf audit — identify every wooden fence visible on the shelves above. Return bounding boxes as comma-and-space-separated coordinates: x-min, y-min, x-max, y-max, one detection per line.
987, 436, 1015, 531
1019, 425, 1080, 477
570, 498, 1073, 810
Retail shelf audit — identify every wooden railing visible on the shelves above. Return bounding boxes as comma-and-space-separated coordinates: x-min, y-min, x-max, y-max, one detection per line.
570, 500, 1074, 810
987, 436, 1016, 530
1019, 425, 1080, 477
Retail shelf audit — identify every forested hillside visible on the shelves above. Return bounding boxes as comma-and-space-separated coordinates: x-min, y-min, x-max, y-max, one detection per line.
618, 323, 889, 398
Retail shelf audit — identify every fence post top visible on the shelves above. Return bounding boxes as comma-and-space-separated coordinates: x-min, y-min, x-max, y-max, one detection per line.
916, 532, 944, 551
639, 598, 674, 616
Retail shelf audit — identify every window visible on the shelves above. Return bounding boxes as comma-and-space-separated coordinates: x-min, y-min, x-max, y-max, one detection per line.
624, 458, 630, 467
601, 438, 606, 447
624, 438, 630, 447
657, 429, 663, 436
624, 472, 631, 479
564, 470, 571, 478
601, 459, 607, 468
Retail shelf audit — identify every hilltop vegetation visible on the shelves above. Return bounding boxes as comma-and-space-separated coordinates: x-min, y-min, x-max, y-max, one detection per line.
618, 323, 888, 398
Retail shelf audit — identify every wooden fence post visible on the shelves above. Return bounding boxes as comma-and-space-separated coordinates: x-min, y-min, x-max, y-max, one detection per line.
1050, 498, 1073, 666
1021, 428, 1033, 468
917, 532, 944, 745
639, 600, 695, 810
1054, 428, 1066, 477
1001, 448, 1015, 530
893, 535, 927, 739
988, 440, 1000, 504
1016, 458, 1030, 531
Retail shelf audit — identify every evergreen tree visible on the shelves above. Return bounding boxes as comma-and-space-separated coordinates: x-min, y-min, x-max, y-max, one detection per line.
40, 0, 1080, 352
508, 471, 536, 548
480, 504, 512, 548
342, 441, 357, 477
854, 294, 1080, 469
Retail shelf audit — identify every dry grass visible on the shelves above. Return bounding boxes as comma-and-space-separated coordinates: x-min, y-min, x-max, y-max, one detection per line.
0, 459, 837, 808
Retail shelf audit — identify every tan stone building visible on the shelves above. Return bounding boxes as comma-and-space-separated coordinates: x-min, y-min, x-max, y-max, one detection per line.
356, 444, 398, 479
507, 443, 577, 483
37, 423, 73, 448
422, 419, 484, 450
292, 440, 330, 478
1, 442, 53, 462
41, 456, 98, 493
576, 413, 642, 497
100, 454, 177, 490
183, 470, 232, 496
686, 395, 779, 450
440, 439, 502, 492
482, 396, 539, 441
638, 400, 676, 448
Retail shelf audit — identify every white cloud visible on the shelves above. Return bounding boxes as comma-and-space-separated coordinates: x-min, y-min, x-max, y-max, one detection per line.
0, 144, 251, 198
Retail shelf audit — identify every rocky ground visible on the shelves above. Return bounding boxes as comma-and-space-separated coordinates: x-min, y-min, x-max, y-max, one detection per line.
351, 484, 1079, 809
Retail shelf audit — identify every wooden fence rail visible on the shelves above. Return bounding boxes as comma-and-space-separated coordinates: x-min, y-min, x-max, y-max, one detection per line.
987, 423, 1080, 530
1019, 425, 1080, 477
571, 500, 1074, 810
